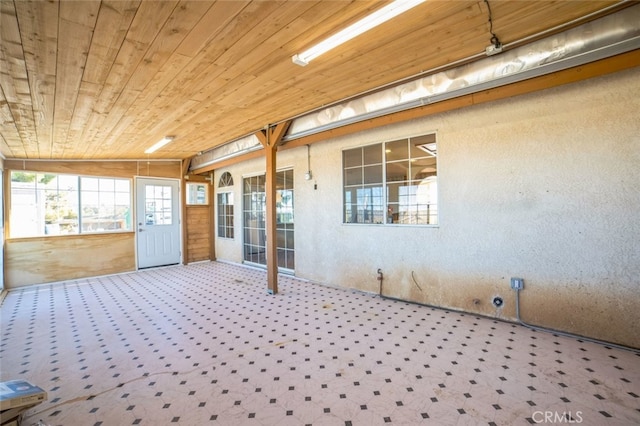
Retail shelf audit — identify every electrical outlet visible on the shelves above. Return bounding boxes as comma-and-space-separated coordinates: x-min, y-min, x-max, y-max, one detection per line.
510, 277, 524, 290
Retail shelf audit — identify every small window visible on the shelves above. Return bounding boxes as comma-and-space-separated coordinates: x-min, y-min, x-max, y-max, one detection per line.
145, 184, 173, 225
217, 172, 234, 239
186, 183, 209, 205
219, 172, 233, 187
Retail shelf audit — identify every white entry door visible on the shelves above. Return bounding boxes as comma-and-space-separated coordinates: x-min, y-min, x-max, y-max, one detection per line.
136, 177, 181, 268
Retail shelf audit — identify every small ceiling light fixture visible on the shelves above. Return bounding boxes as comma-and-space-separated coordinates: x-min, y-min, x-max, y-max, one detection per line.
144, 136, 175, 154
292, 0, 426, 66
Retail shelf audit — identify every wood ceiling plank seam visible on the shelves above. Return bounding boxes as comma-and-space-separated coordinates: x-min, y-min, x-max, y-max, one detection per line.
82, 87, 142, 159
175, 0, 249, 58
243, 1, 385, 78
82, 0, 141, 85
78, 0, 179, 155
80, 38, 146, 145
0, 86, 23, 158
147, 101, 245, 151
206, 0, 382, 89
79, 2, 205, 160
211, 0, 322, 79
106, 1, 217, 157
169, 1, 289, 105
152, 1, 309, 108
127, 98, 200, 152
145, 1, 353, 151
158, 0, 254, 102
52, 0, 101, 158
175, 0, 323, 104
14, 0, 59, 160
204, 1, 378, 112
102, 52, 192, 150
0, 0, 38, 159
125, 1, 214, 91
67, 81, 105, 159
64, 0, 139, 159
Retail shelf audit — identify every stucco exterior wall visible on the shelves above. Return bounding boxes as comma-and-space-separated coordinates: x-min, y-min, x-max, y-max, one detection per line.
215, 67, 640, 349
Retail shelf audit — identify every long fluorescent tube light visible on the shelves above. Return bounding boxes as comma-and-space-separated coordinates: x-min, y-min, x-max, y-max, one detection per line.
144, 136, 175, 154
292, 0, 426, 66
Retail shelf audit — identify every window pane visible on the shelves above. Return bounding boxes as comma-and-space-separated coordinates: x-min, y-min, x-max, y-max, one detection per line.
81, 177, 131, 232
410, 156, 437, 180
386, 161, 409, 182
57, 174, 78, 190
99, 178, 114, 192
144, 184, 171, 226
344, 168, 362, 186
10, 172, 83, 237
356, 185, 384, 224
10, 172, 38, 236
219, 171, 234, 188
363, 144, 382, 164
410, 134, 437, 158
82, 191, 99, 207
385, 139, 408, 161
82, 177, 99, 191
115, 180, 129, 192
187, 183, 208, 205
115, 192, 130, 205
343, 149, 362, 168
363, 165, 382, 184
217, 191, 234, 238
42, 174, 78, 235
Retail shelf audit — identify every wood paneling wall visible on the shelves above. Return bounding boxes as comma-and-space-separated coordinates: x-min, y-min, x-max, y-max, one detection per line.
185, 205, 211, 263
5, 233, 135, 288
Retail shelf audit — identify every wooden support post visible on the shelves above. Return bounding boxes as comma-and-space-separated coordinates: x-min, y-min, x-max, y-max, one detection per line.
209, 171, 216, 262
265, 140, 278, 294
181, 158, 191, 265
257, 121, 291, 295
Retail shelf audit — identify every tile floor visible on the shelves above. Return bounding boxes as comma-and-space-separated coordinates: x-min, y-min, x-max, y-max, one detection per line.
1, 262, 638, 426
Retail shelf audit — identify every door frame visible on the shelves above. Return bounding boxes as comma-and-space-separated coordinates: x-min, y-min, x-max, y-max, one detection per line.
135, 176, 182, 269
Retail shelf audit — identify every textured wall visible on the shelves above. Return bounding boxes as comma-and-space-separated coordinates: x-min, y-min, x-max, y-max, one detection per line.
215, 68, 640, 348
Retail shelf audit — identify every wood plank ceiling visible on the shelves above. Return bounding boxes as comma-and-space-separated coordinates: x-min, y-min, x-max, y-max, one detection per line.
0, 0, 627, 160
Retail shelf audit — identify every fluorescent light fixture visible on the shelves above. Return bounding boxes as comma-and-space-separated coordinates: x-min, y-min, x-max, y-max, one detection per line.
292, 0, 426, 66
145, 136, 175, 154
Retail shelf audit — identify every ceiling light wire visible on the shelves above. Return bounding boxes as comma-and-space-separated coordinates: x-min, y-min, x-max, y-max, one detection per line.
484, 0, 502, 48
